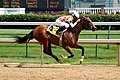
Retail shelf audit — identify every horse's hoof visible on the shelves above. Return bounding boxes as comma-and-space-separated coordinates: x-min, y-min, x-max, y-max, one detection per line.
17, 64, 22, 68
60, 55, 67, 59
60, 62, 64, 64
60, 55, 64, 58
80, 61, 83, 64
57, 59, 64, 64
58, 61, 64, 64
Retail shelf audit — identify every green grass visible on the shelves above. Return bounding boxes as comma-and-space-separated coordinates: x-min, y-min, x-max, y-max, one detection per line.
0, 29, 120, 65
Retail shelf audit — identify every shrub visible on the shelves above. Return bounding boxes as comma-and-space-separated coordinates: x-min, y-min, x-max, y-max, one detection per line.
0, 14, 119, 29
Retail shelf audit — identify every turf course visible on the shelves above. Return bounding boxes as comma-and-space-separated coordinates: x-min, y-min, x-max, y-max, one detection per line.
0, 29, 120, 65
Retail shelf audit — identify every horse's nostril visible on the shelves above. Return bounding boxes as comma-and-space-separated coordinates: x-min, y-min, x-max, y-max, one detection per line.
92, 26, 97, 31
94, 26, 97, 29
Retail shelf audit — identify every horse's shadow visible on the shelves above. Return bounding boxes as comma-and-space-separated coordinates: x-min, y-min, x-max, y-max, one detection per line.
0, 56, 36, 58
4, 63, 71, 69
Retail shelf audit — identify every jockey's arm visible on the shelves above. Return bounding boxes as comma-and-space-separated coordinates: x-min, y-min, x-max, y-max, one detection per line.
70, 19, 80, 28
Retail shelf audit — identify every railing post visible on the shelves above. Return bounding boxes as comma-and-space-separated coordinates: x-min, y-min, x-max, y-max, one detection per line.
41, 45, 44, 65
95, 34, 98, 58
26, 43, 28, 58
118, 44, 120, 66
107, 25, 111, 49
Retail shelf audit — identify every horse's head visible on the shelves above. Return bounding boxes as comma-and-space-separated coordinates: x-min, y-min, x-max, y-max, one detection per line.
81, 16, 97, 31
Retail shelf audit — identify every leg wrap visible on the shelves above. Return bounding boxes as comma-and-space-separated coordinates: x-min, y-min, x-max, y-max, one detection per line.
80, 56, 84, 62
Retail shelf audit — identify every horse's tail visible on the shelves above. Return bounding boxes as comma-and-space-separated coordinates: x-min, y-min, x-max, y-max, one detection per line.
16, 30, 34, 43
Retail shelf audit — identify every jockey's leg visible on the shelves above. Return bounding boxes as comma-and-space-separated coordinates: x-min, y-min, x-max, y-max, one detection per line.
56, 22, 69, 34
56, 26, 66, 34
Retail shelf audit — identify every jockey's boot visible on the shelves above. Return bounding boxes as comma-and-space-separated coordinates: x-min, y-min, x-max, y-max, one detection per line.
56, 26, 66, 35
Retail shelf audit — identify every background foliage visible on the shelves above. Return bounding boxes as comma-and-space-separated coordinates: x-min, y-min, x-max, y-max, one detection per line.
0, 13, 119, 29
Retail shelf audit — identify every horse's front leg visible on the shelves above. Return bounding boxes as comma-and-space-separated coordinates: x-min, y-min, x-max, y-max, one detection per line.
72, 44, 85, 64
60, 46, 74, 59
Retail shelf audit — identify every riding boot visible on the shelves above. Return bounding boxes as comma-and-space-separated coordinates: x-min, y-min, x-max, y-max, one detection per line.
56, 26, 66, 35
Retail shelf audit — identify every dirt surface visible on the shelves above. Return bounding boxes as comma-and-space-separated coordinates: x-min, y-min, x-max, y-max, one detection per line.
0, 63, 120, 80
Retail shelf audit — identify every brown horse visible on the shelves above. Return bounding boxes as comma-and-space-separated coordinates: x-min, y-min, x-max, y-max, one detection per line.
16, 16, 96, 64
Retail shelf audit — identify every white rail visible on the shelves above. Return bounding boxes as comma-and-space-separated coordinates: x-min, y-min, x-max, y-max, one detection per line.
69, 7, 120, 14
0, 38, 120, 65
0, 22, 120, 25
78, 39, 120, 44
1, 38, 120, 44
0, 22, 55, 25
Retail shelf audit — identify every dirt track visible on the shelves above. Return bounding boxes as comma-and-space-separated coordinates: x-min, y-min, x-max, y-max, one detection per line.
0, 63, 120, 80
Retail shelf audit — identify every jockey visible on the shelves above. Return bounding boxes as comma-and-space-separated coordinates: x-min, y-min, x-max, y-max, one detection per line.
55, 11, 80, 34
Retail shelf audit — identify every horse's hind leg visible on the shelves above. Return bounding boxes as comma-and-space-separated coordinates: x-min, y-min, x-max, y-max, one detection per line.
43, 40, 62, 63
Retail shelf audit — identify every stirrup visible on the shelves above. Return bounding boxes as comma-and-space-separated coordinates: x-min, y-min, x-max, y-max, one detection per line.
49, 24, 53, 31
56, 31, 62, 35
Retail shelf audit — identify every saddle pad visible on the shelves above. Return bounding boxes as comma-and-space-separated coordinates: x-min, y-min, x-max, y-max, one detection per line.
46, 25, 61, 38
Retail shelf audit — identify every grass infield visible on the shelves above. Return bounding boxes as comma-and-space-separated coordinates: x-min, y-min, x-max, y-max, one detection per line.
0, 29, 120, 65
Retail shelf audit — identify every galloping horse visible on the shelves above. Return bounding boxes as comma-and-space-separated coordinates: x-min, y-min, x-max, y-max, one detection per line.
16, 16, 96, 64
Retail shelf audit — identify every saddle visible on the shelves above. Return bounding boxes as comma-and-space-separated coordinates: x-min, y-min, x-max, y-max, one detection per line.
46, 24, 66, 38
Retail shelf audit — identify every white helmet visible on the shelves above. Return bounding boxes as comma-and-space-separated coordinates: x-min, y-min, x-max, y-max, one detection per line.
72, 11, 79, 18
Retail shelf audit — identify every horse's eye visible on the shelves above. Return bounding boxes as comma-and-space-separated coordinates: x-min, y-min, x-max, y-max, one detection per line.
87, 20, 90, 23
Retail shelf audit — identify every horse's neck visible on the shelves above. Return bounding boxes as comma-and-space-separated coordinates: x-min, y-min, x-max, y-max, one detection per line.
72, 22, 82, 36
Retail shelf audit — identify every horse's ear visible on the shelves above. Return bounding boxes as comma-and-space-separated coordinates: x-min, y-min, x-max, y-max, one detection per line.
82, 16, 85, 19
82, 16, 89, 20
82, 16, 85, 18
85, 16, 89, 18
82, 16, 86, 20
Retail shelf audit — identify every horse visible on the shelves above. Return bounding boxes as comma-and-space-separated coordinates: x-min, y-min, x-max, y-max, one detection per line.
16, 16, 97, 64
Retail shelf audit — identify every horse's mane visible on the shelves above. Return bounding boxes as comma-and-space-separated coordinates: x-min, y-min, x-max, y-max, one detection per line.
71, 18, 82, 30
72, 16, 89, 29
